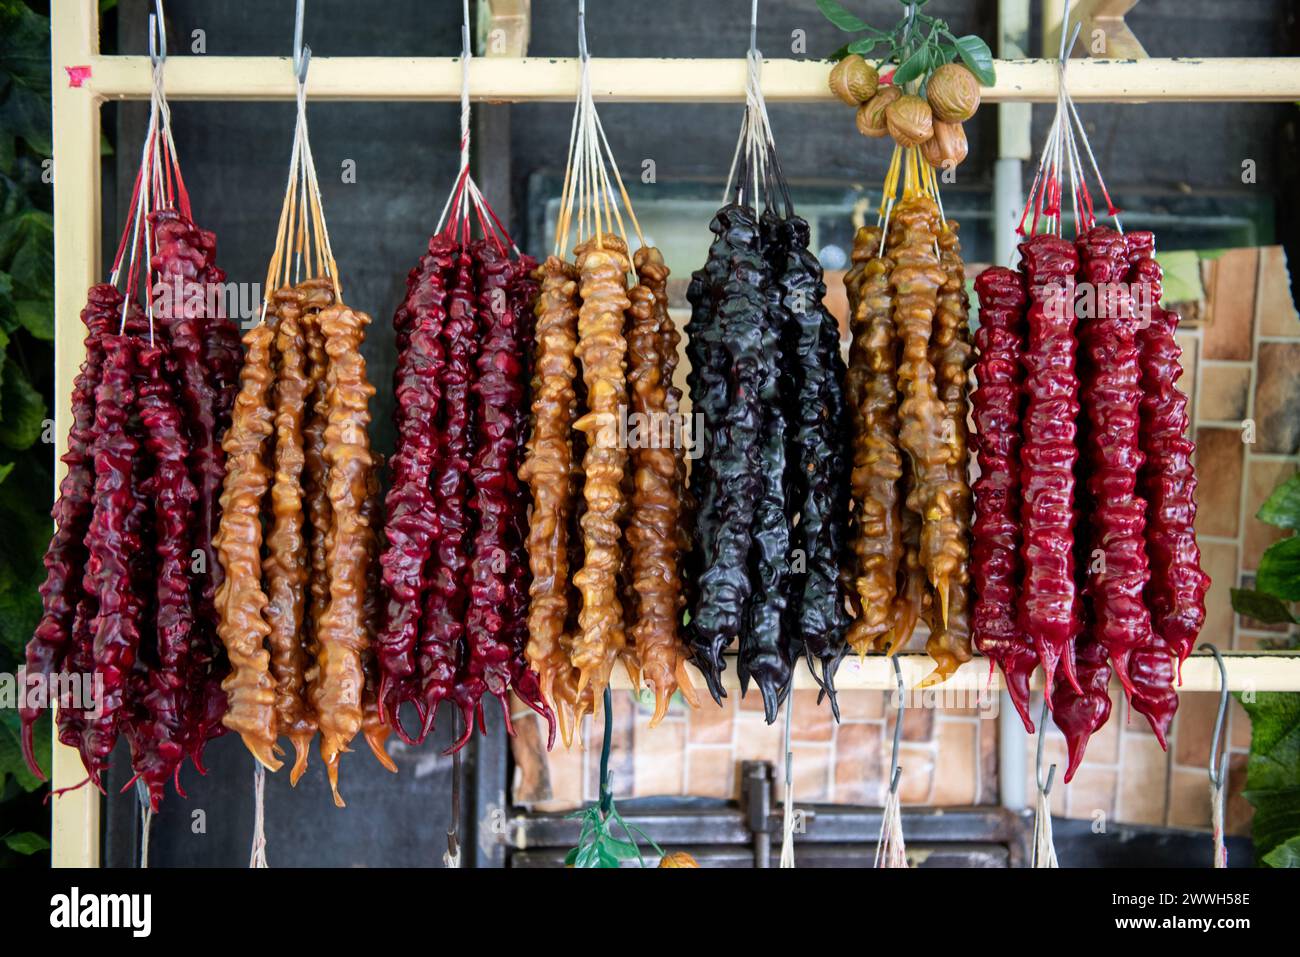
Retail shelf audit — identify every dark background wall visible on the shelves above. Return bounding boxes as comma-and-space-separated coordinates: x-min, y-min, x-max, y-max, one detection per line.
99, 0, 1293, 866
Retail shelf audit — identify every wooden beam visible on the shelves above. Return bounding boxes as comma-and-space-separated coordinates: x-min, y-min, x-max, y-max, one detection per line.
608, 651, 1300, 694
79, 55, 1300, 104
50, 0, 101, 869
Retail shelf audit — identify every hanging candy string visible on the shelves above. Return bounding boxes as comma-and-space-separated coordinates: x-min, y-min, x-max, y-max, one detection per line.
1016, 0, 1121, 247
433, 0, 516, 253
261, 8, 341, 323
554, 0, 644, 265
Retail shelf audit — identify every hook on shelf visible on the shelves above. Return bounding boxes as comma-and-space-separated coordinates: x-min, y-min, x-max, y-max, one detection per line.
887, 648, 904, 795
1201, 643, 1231, 789
148, 0, 166, 68
1035, 695, 1057, 798
293, 0, 311, 85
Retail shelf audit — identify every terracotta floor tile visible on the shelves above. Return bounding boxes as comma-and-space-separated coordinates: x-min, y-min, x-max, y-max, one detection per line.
833, 722, 884, 804
1080, 689, 1122, 766
932, 720, 978, 805
733, 712, 784, 763
686, 746, 737, 799
1204, 248, 1257, 361
510, 712, 552, 805
1176, 332, 1199, 427
688, 697, 735, 746
782, 744, 832, 802
633, 720, 686, 797
1193, 428, 1245, 538
791, 689, 834, 742
544, 743, 585, 810
1198, 541, 1239, 648
1254, 342, 1300, 455
897, 743, 936, 805
1198, 362, 1251, 423
1065, 766, 1117, 821
1168, 768, 1213, 830
886, 702, 936, 743
837, 690, 886, 721
1116, 734, 1169, 826
1173, 691, 1218, 769
1226, 753, 1255, 838
1256, 246, 1300, 337
1243, 459, 1297, 570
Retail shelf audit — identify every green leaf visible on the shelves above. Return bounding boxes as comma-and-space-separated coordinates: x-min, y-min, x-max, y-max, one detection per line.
563, 847, 579, 866
816, 0, 870, 32
0, 84, 52, 159
13, 297, 51, 339
1257, 537, 1300, 601
951, 34, 996, 86
602, 836, 643, 862
1239, 692, 1300, 863
596, 845, 621, 868
846, 38, 884, 58
0, 710, 47, 793
1257, 474, 1300, 530
0, 455, 52, 661
1230, 587, 1296, 625
0, 209, 53, 299
0, 462, 13, 486
0, 357, 46, 450
3, 830, 48, 855
573, 844, 600, 868
1262, 834, 1300, 868
892, 45, 930, 86
0, 131, 14, 175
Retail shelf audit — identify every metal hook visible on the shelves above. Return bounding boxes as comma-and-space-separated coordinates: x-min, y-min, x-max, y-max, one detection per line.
461, 0, 472, 60
887, 648, 905, 796
577, 0, 589, 62
1201, 643, 1231, 790
148, 1, 167, 68
293, 0, 311, 85
1035, 695, 1057, 796
749, 0, 758, 57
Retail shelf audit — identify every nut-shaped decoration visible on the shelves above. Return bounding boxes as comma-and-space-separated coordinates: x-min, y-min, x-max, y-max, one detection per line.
829, 54, 880, 106
926, 63, 980, 122
856, 86, 901, 138
885, 94, 934, 149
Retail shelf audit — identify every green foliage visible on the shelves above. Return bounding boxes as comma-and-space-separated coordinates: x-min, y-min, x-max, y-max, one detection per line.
1228, 470, 1300, 866
1240, 693, 1300, 867
0, 0, 55, 868
817, 0, 995, 87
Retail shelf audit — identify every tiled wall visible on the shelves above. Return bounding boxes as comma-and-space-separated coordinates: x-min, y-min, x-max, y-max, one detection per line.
510, 246, 1298, 844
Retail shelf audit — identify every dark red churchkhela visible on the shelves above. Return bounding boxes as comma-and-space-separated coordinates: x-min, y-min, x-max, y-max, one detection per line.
970, 266, 1036, 733
22, 285, 117, 778
1075, 225, 1152, 700
376, 235, 453, 737
1017, 234, 1082, 702
1129, 230, 1207, 743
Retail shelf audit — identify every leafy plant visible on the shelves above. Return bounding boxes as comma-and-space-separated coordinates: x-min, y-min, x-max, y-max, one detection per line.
817, 0, 995, 86
0, 0, 58, 867
1230, 471, 1300, 866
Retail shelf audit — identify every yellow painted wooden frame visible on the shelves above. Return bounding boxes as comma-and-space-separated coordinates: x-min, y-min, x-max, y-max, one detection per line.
48, 0, 1300, 867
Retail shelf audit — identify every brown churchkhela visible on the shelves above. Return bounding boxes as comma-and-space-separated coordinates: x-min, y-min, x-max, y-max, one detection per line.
627, 245, 696, 725
570, 235, 633, 704
521, 257, 590, 743
214, 282, 389, 803
213, 323, 280, 772
314, 303, 377, 806
844, 224, 904, 655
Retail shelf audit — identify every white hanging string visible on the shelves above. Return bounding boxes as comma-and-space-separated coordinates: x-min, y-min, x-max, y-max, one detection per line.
554, 0, 642, 266
1031, 696, 1059, 867
875, 652, 907, 867
249, 762, 269, 868
779, 699, 796, 868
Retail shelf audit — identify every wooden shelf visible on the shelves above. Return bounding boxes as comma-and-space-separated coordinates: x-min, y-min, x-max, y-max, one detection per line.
607, 650, 1300, 694
77, 55, 1300, 104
